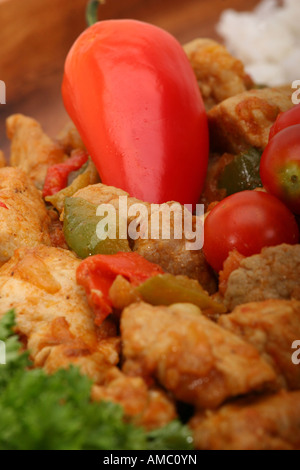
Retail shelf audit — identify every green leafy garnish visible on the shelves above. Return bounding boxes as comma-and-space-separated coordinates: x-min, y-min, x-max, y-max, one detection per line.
0, 310, 30, 391
147, 420, 194, 450
0, 311, 193, 450
0, 309, 15, 339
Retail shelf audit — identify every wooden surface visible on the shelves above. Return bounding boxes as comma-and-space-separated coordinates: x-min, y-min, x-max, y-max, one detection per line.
0, 0, 260, 156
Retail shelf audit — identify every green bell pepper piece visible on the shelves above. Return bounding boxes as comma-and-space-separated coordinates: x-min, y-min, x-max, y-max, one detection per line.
63, 197, 131, 258
218, 147, 263, 196
137, 274, 226, 313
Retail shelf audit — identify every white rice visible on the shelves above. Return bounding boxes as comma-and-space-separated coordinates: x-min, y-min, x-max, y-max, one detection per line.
217, 0, 300, 86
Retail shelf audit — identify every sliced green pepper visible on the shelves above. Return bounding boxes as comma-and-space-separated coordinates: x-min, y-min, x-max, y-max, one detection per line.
218, 147, 263, 196
63, 197, 131, 258
137, 274, 226, 314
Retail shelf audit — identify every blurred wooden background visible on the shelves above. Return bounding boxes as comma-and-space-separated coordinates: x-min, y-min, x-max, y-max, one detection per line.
0, 0, 260, 156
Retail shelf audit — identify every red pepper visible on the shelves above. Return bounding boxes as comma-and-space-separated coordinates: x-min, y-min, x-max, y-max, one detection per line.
76, 252, 164, 325
260, 124, 300, 214
0, 201, 8, 210
62, 19, 209, 205
42, 149, 88, 198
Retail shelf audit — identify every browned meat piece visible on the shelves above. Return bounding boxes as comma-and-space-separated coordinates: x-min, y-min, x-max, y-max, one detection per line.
71, 183, 217, 294
121, 302, 276, 409
219, 300, 300, 390
70, 183, 130, 207
92, 368, 177, 430
134, 238, 216, 295
0, 245, 120, 384
190, 390, 300, 450
208, 86, 293, 153
6, 114, 66, 189
184, 38, 253, 111
56, 121, 85, 154
224, 244, 300, 310
47, 209, 69, 249
0, 167, 51, 262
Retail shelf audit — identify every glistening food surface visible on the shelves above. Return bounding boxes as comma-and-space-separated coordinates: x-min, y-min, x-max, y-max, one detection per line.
0, 14, 300, 450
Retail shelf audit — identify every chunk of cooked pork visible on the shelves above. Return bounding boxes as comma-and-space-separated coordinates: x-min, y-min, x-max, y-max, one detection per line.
224, 244, 300, 310
190, 390, 300, 450
219, 299, 300, 390
184, 38, 253, 111
6, 114, 66, 189
0, 167, 51, 262
208, 86, 293, 153
121, 302, 276, 409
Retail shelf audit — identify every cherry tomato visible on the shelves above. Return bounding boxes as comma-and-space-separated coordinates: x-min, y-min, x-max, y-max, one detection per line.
269, 104, 300, 140
203, 190, 299, 272
62, 20, 209, 205
260, 125, 300, 214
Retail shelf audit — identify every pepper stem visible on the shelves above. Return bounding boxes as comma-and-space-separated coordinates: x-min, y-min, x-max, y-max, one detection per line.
86, 0, 105, 27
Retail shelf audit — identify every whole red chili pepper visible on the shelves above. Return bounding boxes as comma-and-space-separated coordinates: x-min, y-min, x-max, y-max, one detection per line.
62, 18, 209, 205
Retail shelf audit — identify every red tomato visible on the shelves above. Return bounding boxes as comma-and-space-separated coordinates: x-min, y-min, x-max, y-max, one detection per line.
203, 191, 299, 272
269, 104, 300, 140
62, 20, 208, 205
260, 125, 300, 214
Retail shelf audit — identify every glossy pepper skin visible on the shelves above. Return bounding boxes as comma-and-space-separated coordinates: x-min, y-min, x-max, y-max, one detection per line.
63, 197, 131, 258
137, 274, 226, 314
42, 150, 88, 198
62, 20, 209, 205
76, 252, 164, 325
218, 148, 263, 196
260, 125, 300, 214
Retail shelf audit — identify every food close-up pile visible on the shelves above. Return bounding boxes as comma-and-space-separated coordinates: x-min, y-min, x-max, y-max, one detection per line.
0, 0, 300, 451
